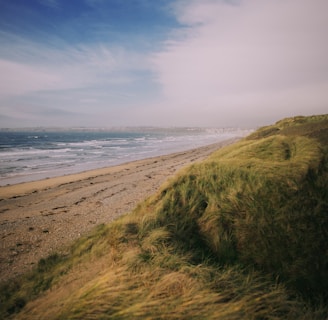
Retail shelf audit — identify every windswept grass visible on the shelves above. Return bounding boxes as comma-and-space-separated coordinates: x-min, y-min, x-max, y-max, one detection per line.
1, 114, 327, 319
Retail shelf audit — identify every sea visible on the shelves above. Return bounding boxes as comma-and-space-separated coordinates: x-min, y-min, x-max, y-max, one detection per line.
0, 127, 251, 186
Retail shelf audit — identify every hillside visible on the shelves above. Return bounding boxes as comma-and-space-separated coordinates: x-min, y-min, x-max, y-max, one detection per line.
1, 114, 327, 319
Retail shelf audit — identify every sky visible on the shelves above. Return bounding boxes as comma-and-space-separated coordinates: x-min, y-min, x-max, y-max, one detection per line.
0, 0, 327, 128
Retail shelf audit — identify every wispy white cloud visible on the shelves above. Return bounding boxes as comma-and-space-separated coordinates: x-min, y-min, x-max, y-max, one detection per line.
0, 34, 149, 97
0, 59, 61, 95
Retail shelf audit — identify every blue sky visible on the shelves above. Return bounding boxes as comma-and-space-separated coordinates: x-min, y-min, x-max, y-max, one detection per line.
0, 0, 327, 128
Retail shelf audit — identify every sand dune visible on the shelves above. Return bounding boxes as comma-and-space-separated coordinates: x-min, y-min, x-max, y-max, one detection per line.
0, 139, 237, 283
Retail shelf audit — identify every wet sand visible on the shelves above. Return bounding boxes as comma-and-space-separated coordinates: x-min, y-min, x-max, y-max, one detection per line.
0, 139, 237, 283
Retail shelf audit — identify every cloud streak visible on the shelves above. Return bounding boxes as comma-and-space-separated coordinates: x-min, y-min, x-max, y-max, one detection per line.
0, 36, 149, 97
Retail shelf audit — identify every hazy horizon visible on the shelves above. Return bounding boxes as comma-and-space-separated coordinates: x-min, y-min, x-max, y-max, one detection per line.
0, 125, 255, 132
0, 0, 327, 128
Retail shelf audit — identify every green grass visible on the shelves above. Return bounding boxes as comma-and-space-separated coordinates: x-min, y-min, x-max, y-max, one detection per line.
1, 114, 327, 319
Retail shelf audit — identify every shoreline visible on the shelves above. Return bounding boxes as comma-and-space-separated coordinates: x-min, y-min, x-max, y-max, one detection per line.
0, 138, 237, 198
0, 138, 238, 283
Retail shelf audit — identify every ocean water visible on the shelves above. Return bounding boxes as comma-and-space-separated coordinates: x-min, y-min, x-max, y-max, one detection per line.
0, 128, 250, 186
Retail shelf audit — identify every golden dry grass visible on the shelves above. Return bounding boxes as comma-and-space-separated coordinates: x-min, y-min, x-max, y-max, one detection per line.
1, 114, 328, 319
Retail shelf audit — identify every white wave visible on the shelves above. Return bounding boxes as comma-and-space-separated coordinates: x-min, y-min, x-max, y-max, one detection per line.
0, 129, 250, 186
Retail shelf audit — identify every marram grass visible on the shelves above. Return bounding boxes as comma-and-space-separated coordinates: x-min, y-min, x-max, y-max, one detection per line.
1, 114, 327, 319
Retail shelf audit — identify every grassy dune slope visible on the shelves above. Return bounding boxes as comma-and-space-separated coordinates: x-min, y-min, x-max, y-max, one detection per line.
1, 114, 327, 319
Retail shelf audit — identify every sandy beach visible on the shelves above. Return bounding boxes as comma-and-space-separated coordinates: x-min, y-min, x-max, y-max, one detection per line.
0, 139, 237, 283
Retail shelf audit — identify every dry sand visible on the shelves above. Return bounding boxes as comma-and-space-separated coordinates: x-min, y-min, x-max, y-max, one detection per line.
0, 139, 237, 283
